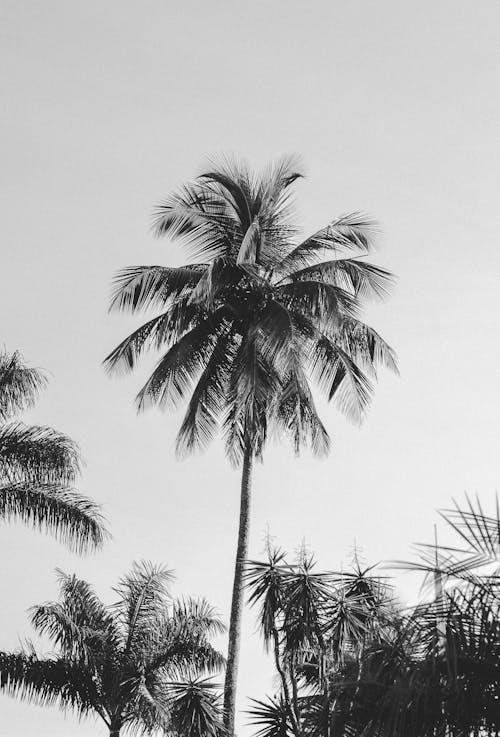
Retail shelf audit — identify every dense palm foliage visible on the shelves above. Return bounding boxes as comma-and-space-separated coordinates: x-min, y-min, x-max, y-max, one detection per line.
105, 156, 397, 732
0, 561, 225, 736
247, 499, 500, 737
0, 350, 105, 552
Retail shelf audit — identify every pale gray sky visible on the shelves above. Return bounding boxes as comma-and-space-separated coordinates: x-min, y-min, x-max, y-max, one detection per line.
1, 1, 499, 734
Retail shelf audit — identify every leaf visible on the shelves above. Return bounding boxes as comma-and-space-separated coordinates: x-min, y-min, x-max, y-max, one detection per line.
0, 483, 107, 554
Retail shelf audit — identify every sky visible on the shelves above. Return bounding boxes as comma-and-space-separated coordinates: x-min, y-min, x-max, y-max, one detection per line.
1, 0, 499, 734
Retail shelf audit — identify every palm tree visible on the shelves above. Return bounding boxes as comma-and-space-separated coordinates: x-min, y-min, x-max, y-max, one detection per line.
0, 349, 105, 552
104, 156, 397, 733
0, 561, 226, 736
246, 546, 396, 737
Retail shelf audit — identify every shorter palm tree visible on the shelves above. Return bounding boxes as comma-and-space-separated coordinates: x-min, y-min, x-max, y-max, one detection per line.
0, 349, 105, 551
246, 546, 395, 737
0, 561, 226, 736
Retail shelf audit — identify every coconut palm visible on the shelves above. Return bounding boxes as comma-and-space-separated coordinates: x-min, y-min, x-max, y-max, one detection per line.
0, 561, 225, 736
0, 349, 105, 552
104, 156, 397, 733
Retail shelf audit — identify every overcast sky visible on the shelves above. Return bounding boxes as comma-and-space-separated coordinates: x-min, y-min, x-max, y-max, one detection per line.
1, 1, 499, 734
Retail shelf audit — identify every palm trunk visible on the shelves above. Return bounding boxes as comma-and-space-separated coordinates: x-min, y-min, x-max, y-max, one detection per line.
223, 442, 253, 736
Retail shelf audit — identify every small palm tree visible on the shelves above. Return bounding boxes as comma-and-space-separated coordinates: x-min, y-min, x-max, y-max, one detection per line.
246, 546, 395, 737
105, 156, 397, 732
0, 561, 226, 736
0, 349, 105, 552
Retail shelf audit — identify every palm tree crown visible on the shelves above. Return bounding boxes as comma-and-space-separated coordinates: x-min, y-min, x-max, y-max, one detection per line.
0, 561, 225, 736
0, 349, 105, 552
105, 156, 396, 462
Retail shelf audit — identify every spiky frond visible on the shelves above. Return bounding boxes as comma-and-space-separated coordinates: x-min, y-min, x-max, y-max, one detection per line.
247, 696, 294, 737
167, 678, 226, 737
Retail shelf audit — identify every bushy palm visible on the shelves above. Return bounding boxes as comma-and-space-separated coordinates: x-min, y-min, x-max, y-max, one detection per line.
105, 156, 397, 732
0, 350, 105, 552
365, 496, 500, 737
246, 546, 395, 737
248, 500, 500, 737
0, 561, 225, 736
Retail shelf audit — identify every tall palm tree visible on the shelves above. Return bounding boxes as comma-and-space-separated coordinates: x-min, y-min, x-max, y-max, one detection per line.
104, 156, 397, 733
0, 349, 105, 552
0, 561, 225, 736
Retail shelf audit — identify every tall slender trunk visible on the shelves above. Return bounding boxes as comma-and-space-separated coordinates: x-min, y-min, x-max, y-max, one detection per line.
223, 443, 253, 736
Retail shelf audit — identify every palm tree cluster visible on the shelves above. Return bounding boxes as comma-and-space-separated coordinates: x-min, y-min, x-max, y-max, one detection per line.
0, 561, 226, 737
105, 156, 397, 731
0, 349, 105, 551
246, 498, 500, 737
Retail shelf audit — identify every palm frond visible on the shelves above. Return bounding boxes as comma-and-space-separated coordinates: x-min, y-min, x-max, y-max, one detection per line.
115, 560, 174, 655
246, 549, 290, 648
247, 695, 294, 737
152, 182, 235, 261
335, 320, 399, 377
0, 350, 46, 421
274, 364, 330, 458
0, 651, 100, 719
30, 571, 119, 660
0, 482, 106, 553
0, 423, 80, 484
167, 677, 225, 737
109, 264, 206, 313
175, 328, 236, 457
311, 336, 373, 423
286, 258, 394, 300
136, 309, 229, 412
278, 212, 381, 275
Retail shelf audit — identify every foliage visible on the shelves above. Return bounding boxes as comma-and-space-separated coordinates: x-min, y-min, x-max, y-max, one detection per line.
105, 156, 397, 465
0, 561, 226, 736
247, 499, 500, 737
0, 350, 106, 552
